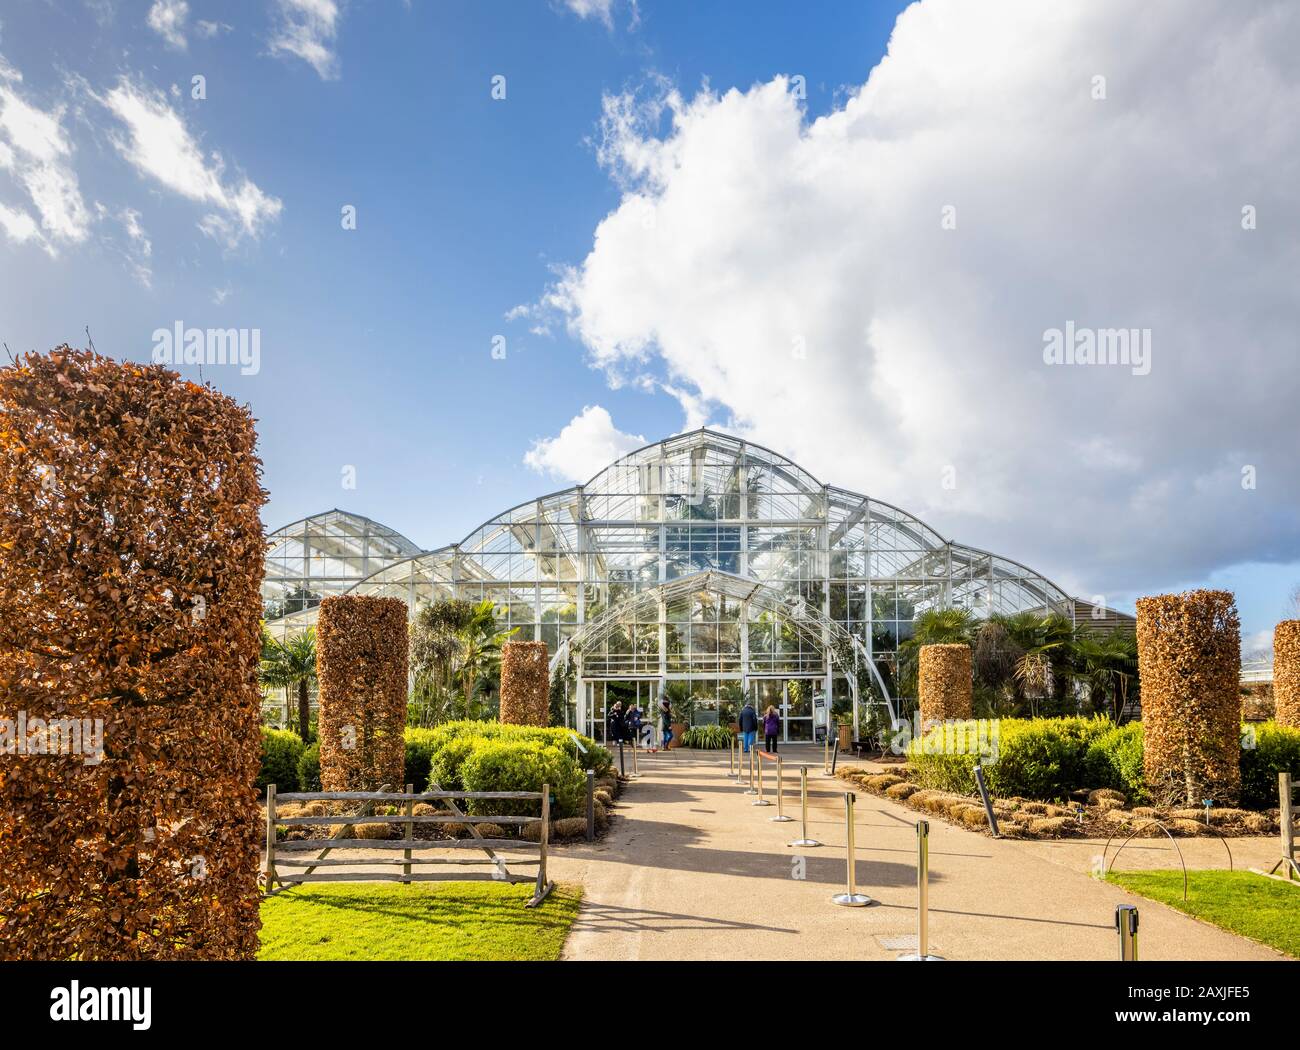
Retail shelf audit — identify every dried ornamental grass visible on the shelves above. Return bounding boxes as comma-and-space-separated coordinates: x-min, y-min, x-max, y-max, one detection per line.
918, 643, 973, 723
0, 347, 266, 960
1274, 620, 1300, 728
316, 595, 408, 791
1136, 589, 1241, 805
499, 640, 549, 727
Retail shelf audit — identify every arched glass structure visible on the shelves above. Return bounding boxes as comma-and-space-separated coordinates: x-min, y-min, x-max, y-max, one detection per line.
266, 430, 1077, 741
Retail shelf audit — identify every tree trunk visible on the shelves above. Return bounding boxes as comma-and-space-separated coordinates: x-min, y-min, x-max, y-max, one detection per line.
285, 686, 292, 729
298, 680, 311, 743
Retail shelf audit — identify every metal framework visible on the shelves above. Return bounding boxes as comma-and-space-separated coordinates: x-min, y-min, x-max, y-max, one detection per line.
263, 429, 1076, 737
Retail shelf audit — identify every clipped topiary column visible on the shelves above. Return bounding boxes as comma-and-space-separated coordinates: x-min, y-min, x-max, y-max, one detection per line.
316, 594, 408, 791
918, 643, 973, 724
500, 640, 549, 727
1136, 589, 1241, 805
0, 347, 265, 960
1274, 620, 1300, 728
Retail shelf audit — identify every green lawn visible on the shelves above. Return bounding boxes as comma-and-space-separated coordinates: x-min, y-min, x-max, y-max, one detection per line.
1107, 870, 1300, 958
258, 881, 582, 961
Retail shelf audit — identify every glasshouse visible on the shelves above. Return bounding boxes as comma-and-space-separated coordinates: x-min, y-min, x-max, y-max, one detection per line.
263, 429, 1118, 740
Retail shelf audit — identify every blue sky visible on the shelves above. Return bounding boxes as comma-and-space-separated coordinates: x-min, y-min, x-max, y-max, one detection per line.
2, 0, 1298, 652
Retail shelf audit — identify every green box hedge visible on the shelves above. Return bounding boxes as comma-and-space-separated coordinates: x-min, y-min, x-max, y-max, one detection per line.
258, 727, 306, 794
1241, 722, 1300, 809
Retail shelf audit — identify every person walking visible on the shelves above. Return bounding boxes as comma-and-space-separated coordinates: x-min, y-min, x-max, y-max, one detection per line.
625, 702, 643, 749
738, 699, 759, 755
606, 701, 625, 746
763, 705, 781, 752
658, 694, 673, 751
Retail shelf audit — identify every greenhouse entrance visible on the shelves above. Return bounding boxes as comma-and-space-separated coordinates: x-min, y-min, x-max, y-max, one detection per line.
582, 674, 823, 743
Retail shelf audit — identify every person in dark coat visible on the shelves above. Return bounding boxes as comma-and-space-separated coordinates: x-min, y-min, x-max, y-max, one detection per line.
606, 701, 625, 745
738, 700, 759, 754
658, 695, 672, 751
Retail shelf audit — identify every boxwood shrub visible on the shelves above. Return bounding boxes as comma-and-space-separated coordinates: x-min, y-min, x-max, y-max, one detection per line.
909, 717, 1115, 801
400, 721, 611, 811
460, 741, 586, 818
297, 740, 321, 792
1083, 723, 1146, 802
258, 727, 305, 793
1240, 722, 1300, 808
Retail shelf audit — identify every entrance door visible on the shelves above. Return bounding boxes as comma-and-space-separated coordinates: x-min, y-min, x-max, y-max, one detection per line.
782, 679, 816, 741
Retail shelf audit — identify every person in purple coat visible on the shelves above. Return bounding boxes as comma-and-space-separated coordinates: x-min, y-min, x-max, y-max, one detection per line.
763, 706, 781, 752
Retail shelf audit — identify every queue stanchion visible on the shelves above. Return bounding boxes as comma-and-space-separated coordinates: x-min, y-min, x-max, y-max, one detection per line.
729, 733, 737, 777
831, 791, 871, 906
898, 820, 943, 959
745, 744, 758, 795
789, 765, 821, 847
630, 732, 639, 778
768, 754, 791, 821
1114, 905, 1139, 961
752, 751, 773, 807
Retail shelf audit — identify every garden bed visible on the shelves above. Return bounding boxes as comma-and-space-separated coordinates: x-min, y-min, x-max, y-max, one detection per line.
837, 766, 1296, 840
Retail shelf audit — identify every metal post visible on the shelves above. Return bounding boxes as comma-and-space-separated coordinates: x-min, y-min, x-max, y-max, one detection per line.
752, 752, 772, 806
770, 755, 793, 822
585, 769, 595, 842
630, 733, 639, 778
973, 764, 1000, 838
790, 765, 821, 847
1115, 904, 1139, 961
899, 820, 943, 959
618, 738, 625, 778
746, 744, 757, 794
831, 792, 871, 906
729, 734, 736, 775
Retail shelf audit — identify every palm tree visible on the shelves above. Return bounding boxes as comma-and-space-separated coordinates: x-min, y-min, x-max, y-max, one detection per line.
410, 598, 518, 720
260, 628, 317, 741
897, 606, 975, 697
455, 599, 518, 719
1071, 628, 1138, 721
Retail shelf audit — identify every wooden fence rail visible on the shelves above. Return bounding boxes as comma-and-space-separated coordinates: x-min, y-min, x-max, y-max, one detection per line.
264, 783, 553, 907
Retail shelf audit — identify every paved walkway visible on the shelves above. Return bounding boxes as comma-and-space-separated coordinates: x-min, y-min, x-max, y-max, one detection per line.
548, 745, 1284, 961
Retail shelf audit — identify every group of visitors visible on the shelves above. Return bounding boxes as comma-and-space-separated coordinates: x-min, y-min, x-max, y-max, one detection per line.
605, 694, 675, 751
605, 696, 782, 754
737, 700, 782, 754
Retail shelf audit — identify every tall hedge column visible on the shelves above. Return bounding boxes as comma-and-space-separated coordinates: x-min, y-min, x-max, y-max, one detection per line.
1274, 620, 1300, 728
1136, 589, 1241, 804
0, 347, 265, 960
918, 643, 973, 724
316, 595, 409, 791
500, 640, 549, 727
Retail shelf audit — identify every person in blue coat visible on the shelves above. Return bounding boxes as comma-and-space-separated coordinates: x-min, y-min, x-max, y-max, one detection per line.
737, 700, 759, 754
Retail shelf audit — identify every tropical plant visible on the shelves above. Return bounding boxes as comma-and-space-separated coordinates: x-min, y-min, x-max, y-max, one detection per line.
682, 725, 733, 749
260, 628, 318, 741
1071, 628, 1139, 721
410, 598, 519, 720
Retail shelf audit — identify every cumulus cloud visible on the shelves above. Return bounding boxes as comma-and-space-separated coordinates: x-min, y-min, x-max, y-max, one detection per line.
525, 405, 647, 483
146, 0, 189, 50
528, 0, 1300, 602
269, 0, 342, 80
97, 77, 282, 246
0, 65, 91, 251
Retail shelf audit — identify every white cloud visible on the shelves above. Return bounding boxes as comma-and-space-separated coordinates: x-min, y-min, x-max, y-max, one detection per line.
531, 0, 1300, 599
98, 77, 281, 246
0, 200, 42, 246
0, 69, 91, 250
269, 0, 341, 80
147, 0, 189, 50
195, 19, 231, 39
525, 405, 646, 483
562, 0, 613, 28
